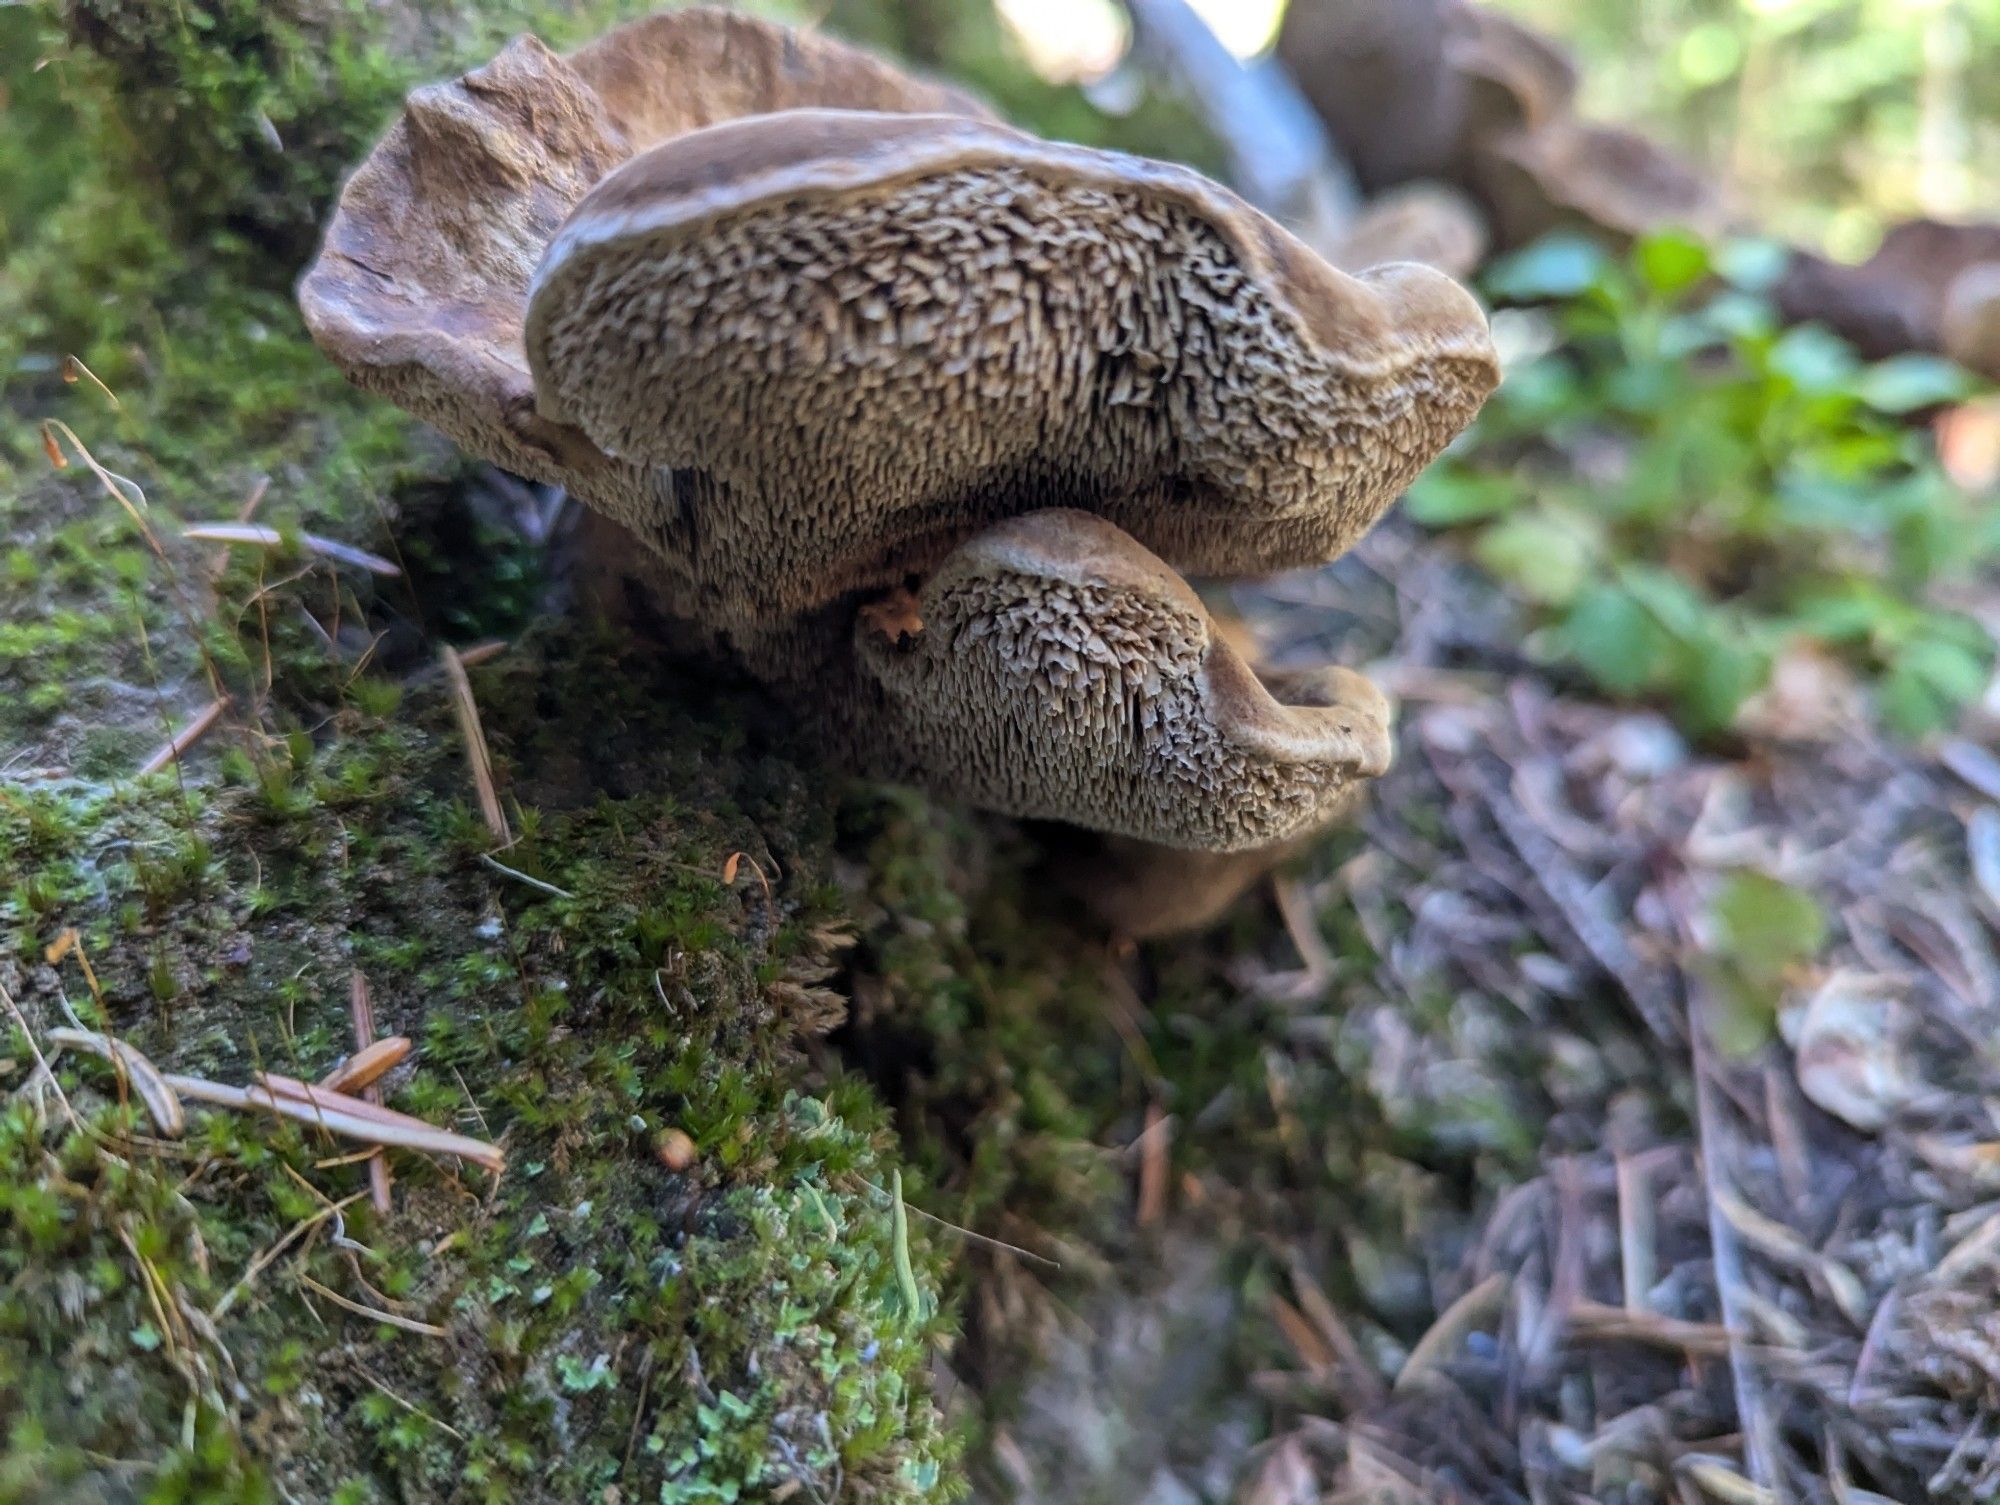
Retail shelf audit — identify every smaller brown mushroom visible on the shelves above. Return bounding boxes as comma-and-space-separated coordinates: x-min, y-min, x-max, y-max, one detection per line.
1444, 0, 1578, 141
1470, 118, 1724, 250
1330, 181, 1489, 279
1944, 261, 2000, 381
852, 509, 1391, 853
1274, 0, 1465, 193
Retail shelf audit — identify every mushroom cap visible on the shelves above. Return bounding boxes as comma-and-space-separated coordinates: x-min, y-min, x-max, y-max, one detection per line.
1275, 0, 1577, 200
1275, 0, 1464, 191
1445, 1, 1578, 143
1943, 261, 2000, 381
1332, 181, 1490, 279
1472, 119, 1725, 248
526, 109, 1498, 631
850, 508, 1392, 851
1775, 219, 2000, 370
1277, 1, 1719, 252
299, 7, 988, 497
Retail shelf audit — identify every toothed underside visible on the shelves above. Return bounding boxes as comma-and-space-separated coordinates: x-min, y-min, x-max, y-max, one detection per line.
531, 165, 1495, 631
298, 10, 987, 523
848, 548, 1392, 852
298, 9, 1485, 860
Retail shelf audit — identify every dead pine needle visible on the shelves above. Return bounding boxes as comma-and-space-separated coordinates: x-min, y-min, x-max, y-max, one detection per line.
1394, 1272, 1510, 1394
1679, 1456, 1779, 1505
45, 1028, 185, 1137
162, 1070, 504, 1173
1285, 1257, 1384, 1404
455, 639, 509, 669
181, 521, 401, 578
319, 1036, 411, 1096
365, 1375, 466, 1443
1270, 1294, 1336, 1374
441, 645, 512, 845
298, 1274, 447, 1338
1616, 1150, 1657, 1314
721, 850, 777, 908
857, 1176, 1059, 1269
1, 978, 79, 1129
1689, 975, 1787, 1498
477, 853, 573, 900
1134, 1103, 1170, 1227
43, 926, 106, 1012
39, 420, 158, 551
344, 971, 394, 1215
138, 696, 230, 777
212, 1191, 368, 1319
1271, 874, 1337, 987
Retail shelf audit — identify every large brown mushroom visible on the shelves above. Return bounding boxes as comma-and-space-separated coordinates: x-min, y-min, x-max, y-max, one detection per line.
301, 8, 1499, 933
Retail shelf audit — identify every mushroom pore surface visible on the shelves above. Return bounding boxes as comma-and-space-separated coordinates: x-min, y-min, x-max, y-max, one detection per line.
527, 110, 1497, 634
848, 510, 1392, 851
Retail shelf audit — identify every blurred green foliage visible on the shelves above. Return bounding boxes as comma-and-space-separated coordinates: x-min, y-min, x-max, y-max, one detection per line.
1701, 869, 1827, 1055
1500, 0, 2000, 254
1409, 228, 1994, 738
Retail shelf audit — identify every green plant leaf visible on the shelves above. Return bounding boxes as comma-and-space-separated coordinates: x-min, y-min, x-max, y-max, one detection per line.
1561, 584, 1672, 694
1858, 354, 1973, 414
1789, 580, 1906, 646
1877, 661, 1952, 738
1621, 566, 1712, 639
1710, 871, 1826, 983
1404, 468, 1520, 526
1486, 233, 1612, 302
1675, 629, 1770, 734
1700, 870, 1825, 1058
1703, 964, 1781, 1057
1473, 513, 1591, 606
1896, 634, 1990, 704
1767, 324, 1861, 393
1606, 359, 1683, 416
1715, 237, 1790, 294
1633, 229, 1712, 299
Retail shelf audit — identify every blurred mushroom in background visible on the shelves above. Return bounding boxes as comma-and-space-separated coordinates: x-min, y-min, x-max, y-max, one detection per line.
1776, 219, 2000, 381
1275, 0, 2000, 386
1277, 0, 1724, 253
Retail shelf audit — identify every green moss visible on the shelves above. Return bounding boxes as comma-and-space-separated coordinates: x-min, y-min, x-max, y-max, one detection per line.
2, 638, 962, 1503
0, 2, 981, 1495
34, 0, 662, 288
